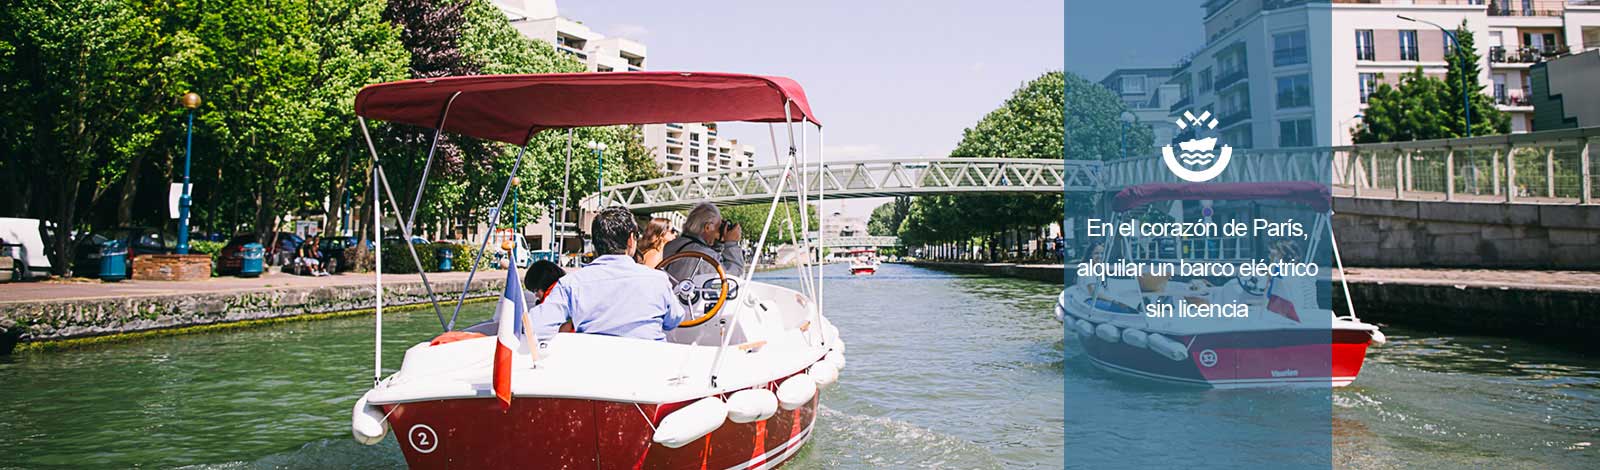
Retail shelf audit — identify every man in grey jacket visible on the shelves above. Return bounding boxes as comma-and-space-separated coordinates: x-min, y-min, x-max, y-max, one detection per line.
660, 202, 746, 281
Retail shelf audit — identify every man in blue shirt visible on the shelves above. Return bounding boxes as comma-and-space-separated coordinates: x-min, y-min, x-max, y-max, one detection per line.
529, 207, 687, 341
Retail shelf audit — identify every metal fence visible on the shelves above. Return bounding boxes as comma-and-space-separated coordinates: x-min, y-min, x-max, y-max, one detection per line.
1331, 127, 1597, 205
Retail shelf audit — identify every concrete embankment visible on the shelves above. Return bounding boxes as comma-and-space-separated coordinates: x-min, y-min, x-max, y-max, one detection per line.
0, 272, 504, 354
906, 261, 1600, 348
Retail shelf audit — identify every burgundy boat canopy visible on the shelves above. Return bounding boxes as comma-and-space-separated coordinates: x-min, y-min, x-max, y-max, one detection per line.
353, 72, 820, 146
1111, 182, 1332, 212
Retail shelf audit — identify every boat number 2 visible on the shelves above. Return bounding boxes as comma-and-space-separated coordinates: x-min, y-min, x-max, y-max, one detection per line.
1198, 349, 1218, 368
409, 424, 439, 454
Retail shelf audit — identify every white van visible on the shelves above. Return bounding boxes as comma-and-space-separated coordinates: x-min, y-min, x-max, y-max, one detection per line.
0, 218, 53, 280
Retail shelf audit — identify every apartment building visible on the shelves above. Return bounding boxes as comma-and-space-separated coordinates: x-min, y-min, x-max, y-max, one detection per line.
1162, 0, 1600, 149
1099, 67, 1184, 147
641, 122, 757, 174
494, 0, 647, 72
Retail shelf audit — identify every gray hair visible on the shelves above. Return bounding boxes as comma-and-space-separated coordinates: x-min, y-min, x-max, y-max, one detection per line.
684, 202, 723, 237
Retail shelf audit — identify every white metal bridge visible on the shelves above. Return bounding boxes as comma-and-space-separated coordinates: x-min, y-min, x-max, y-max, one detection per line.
583, 158, 1101, 212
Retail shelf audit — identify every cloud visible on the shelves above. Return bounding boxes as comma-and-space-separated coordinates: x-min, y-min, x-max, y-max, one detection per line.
610, 23, 649, 38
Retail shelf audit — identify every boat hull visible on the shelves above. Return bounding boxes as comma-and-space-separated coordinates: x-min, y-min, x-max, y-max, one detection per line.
382, 393, 817, 470
1080, 328, 1372, 388
849, 267, 875, 275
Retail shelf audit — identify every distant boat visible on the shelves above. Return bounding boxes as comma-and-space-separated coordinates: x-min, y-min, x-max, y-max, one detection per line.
1177, 137, 1218, 152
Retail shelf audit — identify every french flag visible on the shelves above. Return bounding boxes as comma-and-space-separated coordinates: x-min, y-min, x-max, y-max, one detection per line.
1264, 277, 1300, 322
492, 262, 528, 411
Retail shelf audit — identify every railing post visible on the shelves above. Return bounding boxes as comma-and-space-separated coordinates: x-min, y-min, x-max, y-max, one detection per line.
1545, 146, 1556, 198
1370, 152, 1380, 196
1395, 151, 1405, 199
1582, 139, 1593, 205
1351, 150, 1362, 198
1445, 147, 1455, 201
1492, 148, 1502, 196
1505, 143, 1517, 203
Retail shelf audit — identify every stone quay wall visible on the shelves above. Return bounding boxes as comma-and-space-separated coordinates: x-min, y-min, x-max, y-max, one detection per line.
0, 277, 503, 354
1332, 197, 1600, 269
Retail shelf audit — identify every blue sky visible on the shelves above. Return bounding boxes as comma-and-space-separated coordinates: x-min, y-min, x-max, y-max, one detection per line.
559, 0, 1200, 218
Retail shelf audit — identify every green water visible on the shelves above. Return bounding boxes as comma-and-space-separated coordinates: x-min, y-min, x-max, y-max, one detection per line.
1, 264, 1595, 468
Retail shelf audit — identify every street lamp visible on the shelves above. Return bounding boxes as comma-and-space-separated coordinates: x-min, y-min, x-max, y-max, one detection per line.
1398, 15, 1472, 137
1118, 109, 1139, 160
1340, 113, 1365, 146
176, 92, 201, 255
586, 141, 608, 203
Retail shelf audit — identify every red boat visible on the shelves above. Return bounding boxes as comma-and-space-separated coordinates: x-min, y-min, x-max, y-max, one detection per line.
1057, 182, 1384, 388
846, 249, 878, 275
347, 72, 845, 469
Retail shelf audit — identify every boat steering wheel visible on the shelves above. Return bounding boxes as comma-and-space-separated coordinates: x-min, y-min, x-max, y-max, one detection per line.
656, 251, 729, 328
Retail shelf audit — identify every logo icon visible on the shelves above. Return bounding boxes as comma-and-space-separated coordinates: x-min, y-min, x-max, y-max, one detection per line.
1162, 111, 1233, 182
1198, 348, 1218, 367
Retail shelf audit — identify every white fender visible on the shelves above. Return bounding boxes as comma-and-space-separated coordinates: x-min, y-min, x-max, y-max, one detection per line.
1075, 319, 1094, 337
726, 389, 779, 423
809, 362, 840, 388
653, 397, 728, 449
1120, 328, 1149, 349
1054, 302, 1066, 322
351, 394, 389, 445
824, 350, 846, 370
776, 373, 817, 410
1095, 323, 1121, 344
1369, 330, 1387, 346
1146, 334, 1189, 361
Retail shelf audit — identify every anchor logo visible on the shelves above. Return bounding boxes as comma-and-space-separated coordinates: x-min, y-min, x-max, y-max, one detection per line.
1162, 111, 1233, 182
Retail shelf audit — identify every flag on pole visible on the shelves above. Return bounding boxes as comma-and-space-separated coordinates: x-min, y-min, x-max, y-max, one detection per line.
492, 262, 528, 411
1264, 276, 1301, 322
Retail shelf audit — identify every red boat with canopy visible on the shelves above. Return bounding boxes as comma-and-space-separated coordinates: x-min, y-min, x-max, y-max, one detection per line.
348, 72, 843, 469
1056, 182, 1384, 387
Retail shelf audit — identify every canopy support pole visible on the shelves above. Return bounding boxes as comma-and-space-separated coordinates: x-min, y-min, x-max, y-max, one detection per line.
404, 92, 462, 233
448, 130, 536, 331
1328, 213, 1358, 321
816, 128, 825, 344
560, 129, 573, 261
361, 118, 383, 386
360, 118, 449, 331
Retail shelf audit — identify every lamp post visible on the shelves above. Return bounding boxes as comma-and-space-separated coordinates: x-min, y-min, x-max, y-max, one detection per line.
177, 92, 201, 255
586, 141, 608, 206
1340, 113, 1365, 146
1398, 15, 1472, 137
1118, 109, 1138, 159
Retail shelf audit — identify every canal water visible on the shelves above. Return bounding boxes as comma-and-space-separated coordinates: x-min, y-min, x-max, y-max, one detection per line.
0, 263, 1594, 468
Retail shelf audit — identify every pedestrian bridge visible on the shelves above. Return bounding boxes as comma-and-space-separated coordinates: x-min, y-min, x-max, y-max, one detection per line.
808, 235, 900, 248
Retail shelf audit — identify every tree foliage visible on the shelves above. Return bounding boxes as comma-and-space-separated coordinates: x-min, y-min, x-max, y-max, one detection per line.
866, 197, 911, 237
720, 202, 816, 245
1354, 21, 1508, 143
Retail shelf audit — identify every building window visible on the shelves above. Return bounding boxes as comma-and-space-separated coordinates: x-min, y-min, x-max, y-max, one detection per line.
1399, 30, 1419, 61
1359, 73, 1378, 104
1275, 74, 1311, 109
1199, 68, 1214, 93
1279, 119, 1314, 147
690, 148, 699, 157
690, 133, 700, 142
1273, 31, 1308, 66
1355, 30, 1375, 61
1121, 75, 1146, 94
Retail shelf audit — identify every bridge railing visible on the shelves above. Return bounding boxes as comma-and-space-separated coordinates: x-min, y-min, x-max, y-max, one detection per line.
1331, 127, 1598, 205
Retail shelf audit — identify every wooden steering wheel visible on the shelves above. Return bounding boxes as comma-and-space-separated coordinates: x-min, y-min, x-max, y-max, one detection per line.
656, 251, 729, 328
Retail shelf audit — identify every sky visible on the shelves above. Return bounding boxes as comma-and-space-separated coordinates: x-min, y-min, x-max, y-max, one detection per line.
555, 1, 1200, 221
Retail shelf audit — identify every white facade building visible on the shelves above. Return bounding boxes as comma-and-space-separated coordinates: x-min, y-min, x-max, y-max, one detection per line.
641, 123, 757, 174
1164, 0, 1600, 148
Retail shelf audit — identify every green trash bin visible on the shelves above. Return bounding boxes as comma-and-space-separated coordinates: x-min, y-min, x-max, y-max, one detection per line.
99, 239, 128, 282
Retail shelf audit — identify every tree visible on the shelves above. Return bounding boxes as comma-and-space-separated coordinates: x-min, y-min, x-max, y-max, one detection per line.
867, 197, 910, 236
720, 202, 816, 245
1354, 22, 1507, 143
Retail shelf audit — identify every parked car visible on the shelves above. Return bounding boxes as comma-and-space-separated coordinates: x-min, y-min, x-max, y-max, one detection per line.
216, 233, 262, 275
265, 232, 305, 266
319, 236, 360, 273
0, 218, 53, 280
72, 227, 175, 278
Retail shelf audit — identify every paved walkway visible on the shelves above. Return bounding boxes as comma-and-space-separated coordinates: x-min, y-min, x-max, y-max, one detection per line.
0, 269, 505, 304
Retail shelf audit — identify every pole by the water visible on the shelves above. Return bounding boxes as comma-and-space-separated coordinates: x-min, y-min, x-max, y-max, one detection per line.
373, 159, 383, 384
177, 110, 194, 254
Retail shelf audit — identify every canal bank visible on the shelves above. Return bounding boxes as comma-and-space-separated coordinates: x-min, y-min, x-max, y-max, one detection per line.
906, 261, 1600, 349
0, 271, 505, 355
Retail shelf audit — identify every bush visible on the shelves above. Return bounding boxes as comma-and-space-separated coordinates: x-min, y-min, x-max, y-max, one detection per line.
378, 242, 476, 274
187, 240, 226, 276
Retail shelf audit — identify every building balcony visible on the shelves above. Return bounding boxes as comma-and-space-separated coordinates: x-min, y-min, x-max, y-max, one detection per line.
1488, 5, 1564, 17
1216, 108, 1251, 129
1214, 69, 1248, 90
666, 138, 682, 145
1169, 96, 1193, 112
666, 123, 682, 129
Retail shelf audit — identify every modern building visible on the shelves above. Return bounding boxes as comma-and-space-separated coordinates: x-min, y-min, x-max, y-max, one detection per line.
641, 122, 757, 174
821, 211, 868, 239
1530, 47, 1600, 129
1099, 67, 1184, 148
1161, 0, 1600, 149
